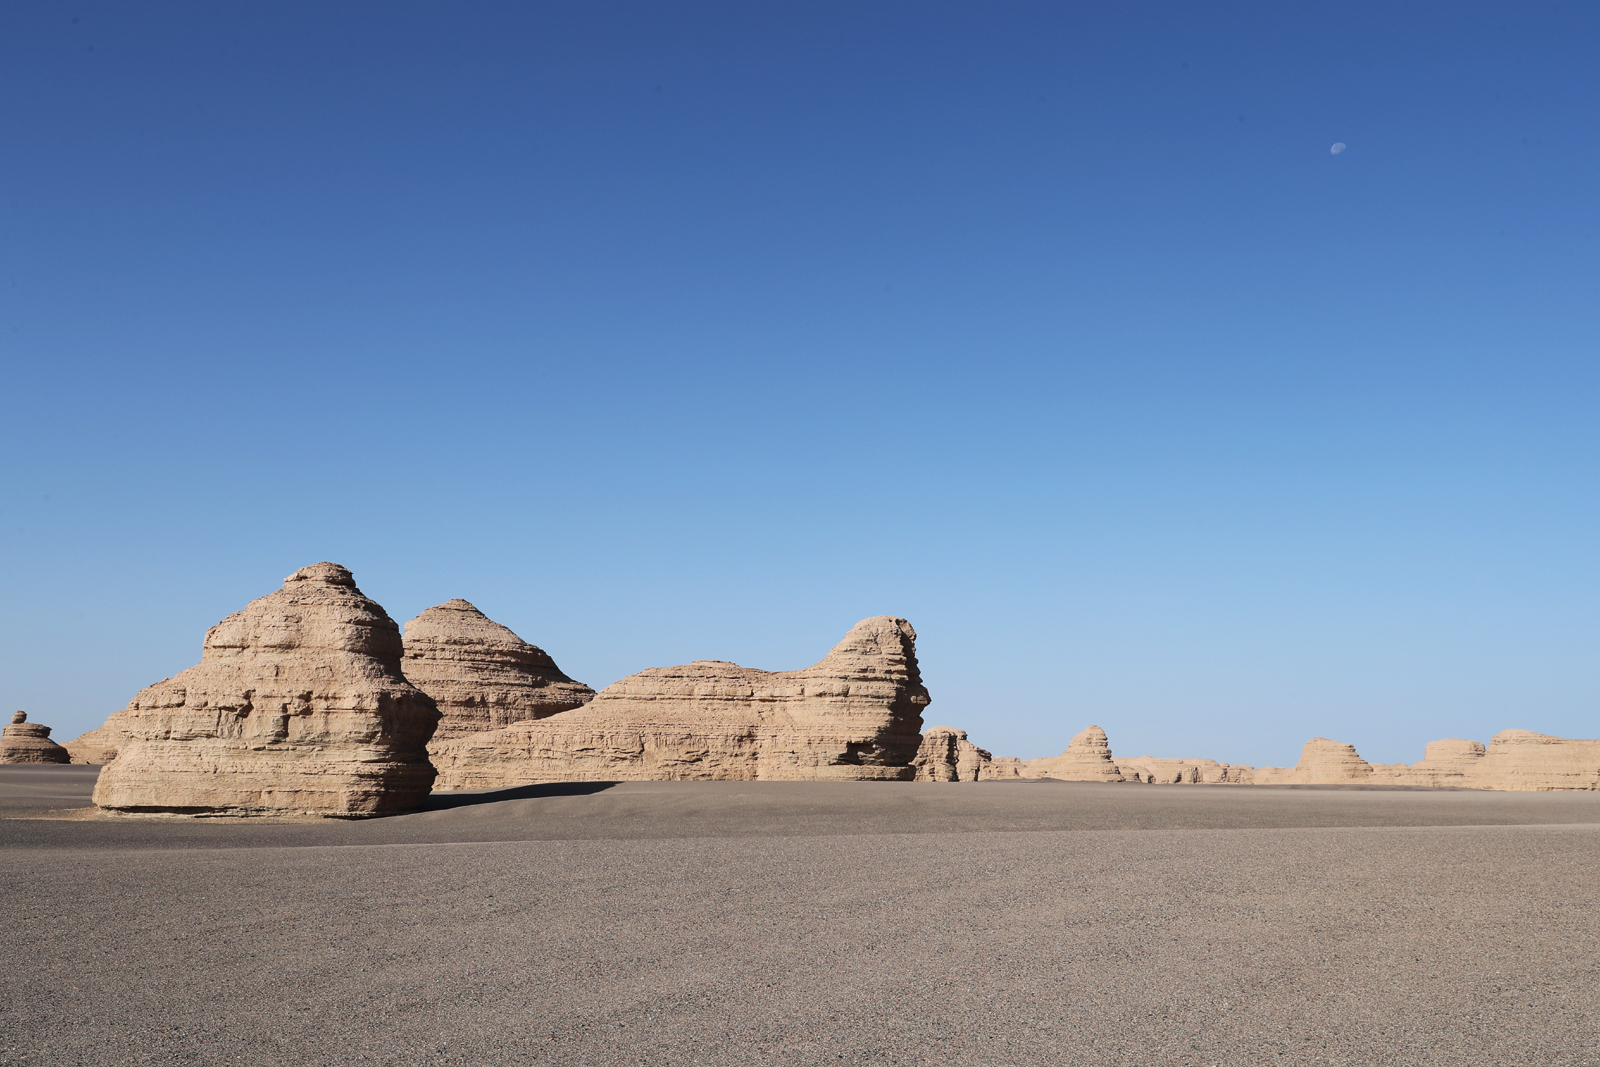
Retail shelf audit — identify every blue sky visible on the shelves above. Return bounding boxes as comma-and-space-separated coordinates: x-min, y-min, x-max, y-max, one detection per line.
2, 1, 1596, 766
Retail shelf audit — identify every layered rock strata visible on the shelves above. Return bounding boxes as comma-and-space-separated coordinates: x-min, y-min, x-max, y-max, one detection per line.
912, 726, 993, 782
64, 723, 125, 764
430, 616, 929, 789
1251, 737, 1374, 785
91, 563, 441, 817
1464, 730, 1600, 791
402, 600, 594, 751
1023, 725, 1125, 782
1118, 756, 1254, 784
0, 711, 71, 764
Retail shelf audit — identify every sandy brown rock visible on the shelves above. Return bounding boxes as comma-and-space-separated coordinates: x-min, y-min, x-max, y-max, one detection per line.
63, 724, 125, 764
912, 726, 993, 782
402, 600, 594, 752
1461, 730, 1600, 791
91, 563, 441, 817
1023, 725, 1125, 782
979, 756, 1026, 779
0, 711, 71, 764
1117, 756, 1253, 784
431, 616, 929, 788
1250, 737, 1373, 785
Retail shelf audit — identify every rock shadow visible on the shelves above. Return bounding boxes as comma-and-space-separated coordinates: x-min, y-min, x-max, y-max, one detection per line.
418, 781, 620, 811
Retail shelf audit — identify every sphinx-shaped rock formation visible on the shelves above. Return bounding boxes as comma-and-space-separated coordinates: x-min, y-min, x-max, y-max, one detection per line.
0, 711, 71, 764
1462, 730, 1600, 791
430, 616, 929, 789
91, 563, 441, 817
1023, 725, 1125, 782
402, 600, 595, 751
912, 726, 993, 782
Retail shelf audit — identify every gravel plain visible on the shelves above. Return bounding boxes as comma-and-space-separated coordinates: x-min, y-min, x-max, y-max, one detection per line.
2, 765, 1598, 1066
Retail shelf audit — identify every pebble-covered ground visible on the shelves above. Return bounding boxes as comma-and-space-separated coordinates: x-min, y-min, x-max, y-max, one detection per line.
3, 767, 1597, 1066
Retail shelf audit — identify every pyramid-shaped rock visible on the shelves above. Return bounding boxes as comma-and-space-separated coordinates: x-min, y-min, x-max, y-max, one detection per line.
92, 563, 441, 816
430, 616, 929, 789
1, 712, 71, 764
1024, 725, 1125, 781
402, 600, 594, 750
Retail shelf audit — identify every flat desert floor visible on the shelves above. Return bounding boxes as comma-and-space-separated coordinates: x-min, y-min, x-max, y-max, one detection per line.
3, 767, 1598, 1066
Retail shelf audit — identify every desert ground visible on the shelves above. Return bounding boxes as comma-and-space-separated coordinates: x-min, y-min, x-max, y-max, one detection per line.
3, 767, 1598, 1067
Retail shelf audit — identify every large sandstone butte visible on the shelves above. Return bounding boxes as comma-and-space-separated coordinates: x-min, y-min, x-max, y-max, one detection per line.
0, 711, 71, 764
91, 563, 441, 817
1024, 725, 1125, 782
430, 616, 929, 789
402, 600, 595, 752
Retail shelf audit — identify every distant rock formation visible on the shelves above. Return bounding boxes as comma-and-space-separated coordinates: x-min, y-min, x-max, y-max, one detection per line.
1117, 756, 1254, 784
63, 724, 123, 765
992, 725, 1600, 792
1365, 738, 1485, 786
1023, 725, 1125, 782
91, 563, 441, 817
1464, 730, 1600, 791
0, 711, 71, 764
430, 616, 929, 789
982, 756, 1026, 778
913, 726, 992, 782
1251, 737, 1373, 785
402, 600, 595, 752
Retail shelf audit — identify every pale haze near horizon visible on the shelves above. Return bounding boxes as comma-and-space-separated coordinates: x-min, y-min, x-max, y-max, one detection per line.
2, 1, 1596, 768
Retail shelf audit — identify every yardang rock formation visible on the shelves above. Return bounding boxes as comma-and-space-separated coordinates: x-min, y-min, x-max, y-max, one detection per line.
1023, 725, 1125, 782
430, 616, 930, 789
91, 563, 441, 817
1, 711, 71, 764
913, 726, 994, 782
402, 599, 595, 751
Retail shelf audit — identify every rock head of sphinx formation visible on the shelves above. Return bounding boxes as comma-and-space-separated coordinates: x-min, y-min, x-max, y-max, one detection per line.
429, 615, 930, 789
0, 711, 71, 764
402, 599, 595, 749
91, 563, 441, 817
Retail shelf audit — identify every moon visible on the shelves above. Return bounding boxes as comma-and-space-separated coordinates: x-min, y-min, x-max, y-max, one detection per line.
1330, 142, 1347, 155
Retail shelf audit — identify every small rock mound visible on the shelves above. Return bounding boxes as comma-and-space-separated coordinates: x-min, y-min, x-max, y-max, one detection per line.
912, 726, 993, 782
0, 711, 71, 765
1025, 725, 1125, 782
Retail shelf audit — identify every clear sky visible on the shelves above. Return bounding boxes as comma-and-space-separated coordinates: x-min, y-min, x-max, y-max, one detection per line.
3, 1, 1596, 767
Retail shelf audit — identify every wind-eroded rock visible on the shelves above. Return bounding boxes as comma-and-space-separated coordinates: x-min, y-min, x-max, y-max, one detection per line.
913, 726, 993, 782
402, 600, 594, 751
430, 616, 929, 788
1118, 756, 1254, 784
1252, 737, 1373, 785
0, 711, 71, 764
91, 563, 440, 817
63, 725, 123, 765
1024, 725, 1125, 782
1464, 730, 1600, 791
